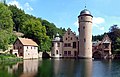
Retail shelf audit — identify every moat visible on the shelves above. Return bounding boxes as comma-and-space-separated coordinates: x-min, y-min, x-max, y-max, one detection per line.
0, 59, 120, 77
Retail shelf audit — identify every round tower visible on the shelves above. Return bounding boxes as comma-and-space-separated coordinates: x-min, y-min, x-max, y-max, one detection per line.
51, 33, 63, 58
78, 9, 93, 58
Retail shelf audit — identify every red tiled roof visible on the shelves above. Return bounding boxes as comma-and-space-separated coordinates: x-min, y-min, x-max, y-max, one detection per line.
18, 38, 38, 46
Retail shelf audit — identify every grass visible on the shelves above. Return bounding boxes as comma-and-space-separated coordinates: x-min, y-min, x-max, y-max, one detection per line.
0, 53, 22, 62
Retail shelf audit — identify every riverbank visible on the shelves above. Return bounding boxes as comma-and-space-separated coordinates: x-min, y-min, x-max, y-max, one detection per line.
0, 54, 22, 62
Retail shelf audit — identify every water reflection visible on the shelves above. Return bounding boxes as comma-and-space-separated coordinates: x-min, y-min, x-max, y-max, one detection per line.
1, 59, 120, 77
7, 59, 38, 77
80, 59, 92, 77
52, 59, 93, 77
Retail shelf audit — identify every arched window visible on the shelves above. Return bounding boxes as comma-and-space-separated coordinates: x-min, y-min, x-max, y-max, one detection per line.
56, 50, 59, 54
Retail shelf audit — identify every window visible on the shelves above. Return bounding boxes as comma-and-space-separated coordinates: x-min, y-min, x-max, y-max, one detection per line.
64, 43, 67, 47
83, 26, 85, 29
68, 30, 70, 35
53, 54, 55, 56
66, 38, 67, 40
68, 51, 71, 56
64, 51, 67, 56
31, 47, 32, 49
104, 44, 109, 48
57, 43, 60, 47
78, 28, 80, 32
27, 46, 28, 49
81, 17, 83, 19
68, 43, 71, 47
56, 50, 59, 54
71, 37, 72, 40
84, 38, 86, 42
73, 42, 76, 48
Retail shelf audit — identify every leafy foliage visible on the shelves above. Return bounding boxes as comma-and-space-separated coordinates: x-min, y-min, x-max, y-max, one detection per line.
0, 3, 13, 32
0, 3, 65, 52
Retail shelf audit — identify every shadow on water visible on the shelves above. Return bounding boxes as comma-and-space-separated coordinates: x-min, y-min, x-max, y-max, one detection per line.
1, 59, 120, 77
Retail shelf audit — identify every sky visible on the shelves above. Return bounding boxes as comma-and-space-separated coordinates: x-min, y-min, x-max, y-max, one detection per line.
6, 0, 120, 35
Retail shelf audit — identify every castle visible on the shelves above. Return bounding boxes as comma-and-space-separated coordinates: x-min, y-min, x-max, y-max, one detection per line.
51, 9, 112, 59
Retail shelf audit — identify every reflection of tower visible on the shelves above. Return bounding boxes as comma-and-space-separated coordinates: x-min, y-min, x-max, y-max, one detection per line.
80, 59, 92, 77
51, 33, 63, 58
78, 9, 93, 58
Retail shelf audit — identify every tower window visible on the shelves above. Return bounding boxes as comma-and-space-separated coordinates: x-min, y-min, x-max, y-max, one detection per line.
56, 50, 59, 54
84, 38, 86, 42
81, 17, 83, 19
78, 28, 80, 32
83, 26, 85, 29
57, 43, 60, 47
53, 54, 55, 56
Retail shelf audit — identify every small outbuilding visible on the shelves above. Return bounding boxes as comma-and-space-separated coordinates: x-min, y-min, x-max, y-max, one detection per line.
13, 37, 38, 59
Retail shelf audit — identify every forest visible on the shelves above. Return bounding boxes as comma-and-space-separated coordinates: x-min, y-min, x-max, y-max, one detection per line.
0, 3, 66, 51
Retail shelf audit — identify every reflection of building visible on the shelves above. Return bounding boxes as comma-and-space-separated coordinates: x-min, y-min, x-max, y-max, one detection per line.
8, 60, 39, 77
13, 38, 38, 59
92, 34, 112, 59
20, 60, 38, 77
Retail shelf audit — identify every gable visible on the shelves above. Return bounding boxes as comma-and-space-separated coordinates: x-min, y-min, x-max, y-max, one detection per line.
63, 28, 77, 41
102, 34, 111, 43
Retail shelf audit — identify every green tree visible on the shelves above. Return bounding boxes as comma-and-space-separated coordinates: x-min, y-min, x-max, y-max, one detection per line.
108, 25, 120, 53
0, 3, 13, 32
114, 37, 120, 54
8, 5, 26, 32
0, 30, 9, 50
21, 18, 51, 52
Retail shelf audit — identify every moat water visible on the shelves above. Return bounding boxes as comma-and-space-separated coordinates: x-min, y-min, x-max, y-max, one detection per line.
0, 59, 120, 77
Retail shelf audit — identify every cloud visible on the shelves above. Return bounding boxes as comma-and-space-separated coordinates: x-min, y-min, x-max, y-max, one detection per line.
73, 20, 78, 27
93, 17, 105, 24
24, 2, 33, 11
73, 17, 105, 30
7, 0, 34, 14
93, 17, 105, 30
7, 0, 22, 9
